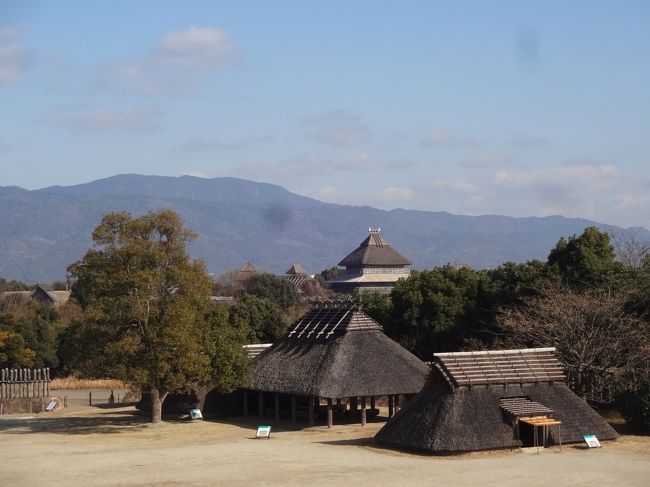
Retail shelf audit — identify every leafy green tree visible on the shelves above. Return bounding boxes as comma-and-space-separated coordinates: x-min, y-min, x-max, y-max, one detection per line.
68, 210, 243, 423
319, 266, 341, 282
0, 329, 36, 368
547, 226, 620, 287
239, 273, 300, 309
388, 266, 481, 358
229, 294, 288, 343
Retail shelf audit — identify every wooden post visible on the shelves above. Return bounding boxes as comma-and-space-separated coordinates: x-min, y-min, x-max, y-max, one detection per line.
360, 396, 367, 426
243, 391, 249, 417
327, 398, 333, 429
89, 392, 92, 406
370, 396, 375, 411
394, 395, 401, 414
336, 398, 341, 407
350, 396, 358, 412
274, 393, 280, 422
291, 395, 296, 425
308, 396, 314, 426
388, 395, 394, 417
258, 392, 264, 419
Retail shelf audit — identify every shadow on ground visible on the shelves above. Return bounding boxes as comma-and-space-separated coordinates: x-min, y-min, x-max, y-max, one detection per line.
0, 408, 149, 435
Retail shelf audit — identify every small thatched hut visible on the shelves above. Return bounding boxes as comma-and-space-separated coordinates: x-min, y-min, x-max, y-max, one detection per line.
375, 348, 618, 454
246, 303, 429, 427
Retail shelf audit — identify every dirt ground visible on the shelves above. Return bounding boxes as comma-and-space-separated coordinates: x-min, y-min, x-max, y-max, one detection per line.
1, 403, 649, 487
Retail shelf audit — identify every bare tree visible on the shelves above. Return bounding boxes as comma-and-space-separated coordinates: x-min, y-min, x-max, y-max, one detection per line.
497, 286, 649, 403
611, 228, 650, 269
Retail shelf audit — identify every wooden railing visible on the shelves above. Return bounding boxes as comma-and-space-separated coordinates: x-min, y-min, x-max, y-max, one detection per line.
0, 368, 51, 399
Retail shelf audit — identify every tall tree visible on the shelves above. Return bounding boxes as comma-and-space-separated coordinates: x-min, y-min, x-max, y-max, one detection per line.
547, 226, 620, 287
69, 210, 228, 423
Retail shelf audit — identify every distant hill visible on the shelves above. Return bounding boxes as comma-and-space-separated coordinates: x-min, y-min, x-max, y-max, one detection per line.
1, 174, 648, 283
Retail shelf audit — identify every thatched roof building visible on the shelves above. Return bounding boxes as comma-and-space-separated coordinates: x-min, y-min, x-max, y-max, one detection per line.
246, 303, 429, 427
329, 228, 411, 294
375, 348, 618, 453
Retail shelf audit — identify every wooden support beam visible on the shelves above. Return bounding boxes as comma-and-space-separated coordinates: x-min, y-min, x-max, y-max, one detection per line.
350, 396, 358, 411
274, 393, 280, 422
388, 395, 394, 417
394, 395, 401, 414
291, 395, 296, 425
243, 391, 249, 417
327, 398, 333, 429
360, 396, 367, 426
258, 391, 264, 419
370, 396, 375, 410
308, 396, 314, 426
336, 398, 341, 407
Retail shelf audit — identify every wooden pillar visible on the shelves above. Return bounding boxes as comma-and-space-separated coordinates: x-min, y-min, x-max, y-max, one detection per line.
370, 396, 375, 410
258, 391, 264, 419
308, 396, 314, 426
291, 395, 296, 425
336, 398, 341, 407
388, 395, 394, 417
360, 396, 367, 426
327, 398, 333, 429
350, 396, 358, 412
274, 393, 280, 422
243, 391, 249, 417
394, 395, 401, 414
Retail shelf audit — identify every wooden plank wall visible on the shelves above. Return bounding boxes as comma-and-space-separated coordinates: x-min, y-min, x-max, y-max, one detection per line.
0, 368, 51, 399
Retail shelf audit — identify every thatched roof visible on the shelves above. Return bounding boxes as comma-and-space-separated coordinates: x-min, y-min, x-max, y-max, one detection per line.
338, 228, 411, 267
285, 263, 307, 275
375, 348, 618, 453
434, 348, 565, 387
240, 262, 257, 273
248, 305, 429, 398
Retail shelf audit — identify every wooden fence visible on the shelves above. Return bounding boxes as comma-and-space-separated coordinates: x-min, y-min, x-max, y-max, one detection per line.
0, 368, 51, 399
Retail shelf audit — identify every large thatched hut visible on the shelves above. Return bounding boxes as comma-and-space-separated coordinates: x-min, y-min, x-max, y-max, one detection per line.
375, 348, 618, 453
246, 303, 429, 427
328, 228, 411, 294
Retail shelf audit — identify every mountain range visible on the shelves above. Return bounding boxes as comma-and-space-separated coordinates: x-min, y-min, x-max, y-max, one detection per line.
1, 174, 648, 283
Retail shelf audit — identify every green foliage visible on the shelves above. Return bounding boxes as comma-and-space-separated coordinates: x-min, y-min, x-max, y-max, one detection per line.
0, 329, 36, 368
239, 273, 300, 309
202, 302, 250, 393
387, 266, 482, 357
319, 266, 341, 281
0, 278, 30, 292
68, 210, 240, 422
615, 377, 650, 431
0, 298, 64, 369
548, 226, 620, 287
229, 294, 288, 343
358, 292, 393, 327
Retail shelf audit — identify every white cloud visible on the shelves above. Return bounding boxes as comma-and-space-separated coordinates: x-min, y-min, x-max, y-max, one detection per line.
98, 26, 236, 94
421, 130, 480, 148
494, 163, 616, 187
303, 110, 372, 146
39, 106, 163, 133
0, 25, 27, 87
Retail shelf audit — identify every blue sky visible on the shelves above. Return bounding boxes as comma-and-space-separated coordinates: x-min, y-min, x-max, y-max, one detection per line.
1, 1, 649, 227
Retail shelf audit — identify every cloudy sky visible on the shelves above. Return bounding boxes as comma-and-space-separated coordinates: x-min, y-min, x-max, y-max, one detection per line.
1, 1, 649, 227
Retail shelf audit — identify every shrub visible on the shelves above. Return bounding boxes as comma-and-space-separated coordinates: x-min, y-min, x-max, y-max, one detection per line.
615, 377, 650, 432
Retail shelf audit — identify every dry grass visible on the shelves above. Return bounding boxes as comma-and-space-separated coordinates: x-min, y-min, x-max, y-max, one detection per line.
50, 377, 130, 390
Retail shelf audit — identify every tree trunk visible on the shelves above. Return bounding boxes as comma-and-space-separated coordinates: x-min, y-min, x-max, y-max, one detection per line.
150, 387, 168, 423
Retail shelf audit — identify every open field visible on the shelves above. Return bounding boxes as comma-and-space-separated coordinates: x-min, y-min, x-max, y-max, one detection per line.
1, 404, 649, 487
